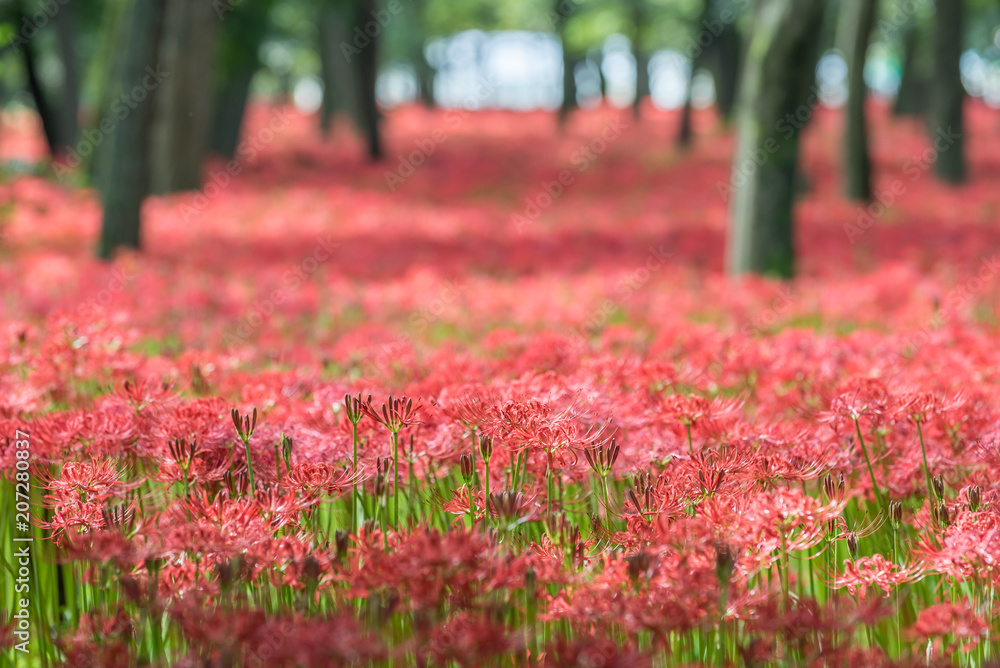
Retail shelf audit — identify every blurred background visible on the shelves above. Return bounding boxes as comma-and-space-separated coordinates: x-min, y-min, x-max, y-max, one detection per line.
0, 0, 995, 275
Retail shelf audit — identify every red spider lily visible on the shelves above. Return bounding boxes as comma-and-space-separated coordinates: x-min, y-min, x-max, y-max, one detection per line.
832, 554, 923, 598
284, 462, 360, 496
909, 600, 990, 656
360, 395, 422, 433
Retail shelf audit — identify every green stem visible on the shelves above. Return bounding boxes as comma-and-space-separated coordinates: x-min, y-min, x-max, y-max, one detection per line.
916, 420, 936, 504
854, 418, 883, 510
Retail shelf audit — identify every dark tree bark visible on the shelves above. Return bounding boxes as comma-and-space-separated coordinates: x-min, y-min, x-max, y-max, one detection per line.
560, 55, 578, 125
677, 66, 695, 148
211, 69, 255, 159
211, 0, 269, 158
710, 16, 742, 122
678, 0, 710, 148
726, 0, 825, 278
16, 3, 63, 156
412, 0, 434, 108
150, 0, 219, 193
630, 0, 648, 119
893, 19, 928, 117
53, 0, 80, 148
356, 0, 383, 161
98, 0, 166, 259
841, 0, 879, 201
554, 0, 576, 127
930, 0, 964, 184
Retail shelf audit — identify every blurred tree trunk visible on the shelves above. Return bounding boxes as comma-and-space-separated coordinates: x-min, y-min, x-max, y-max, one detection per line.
412, 0, 434, 107
727, 0, 825, 278
893, 19, 928, 117
150, 0, 218, 193
15, 3, 63, 156
708, 3, 742, 123
840, 0, 879, 201
555, 0, 575, 127
211, 69, 255, 160
560, 56, 578, 124
355, 0, 382, 161
98, 0, 166, 259
211, 0, 270, 158
319, 9, 352, 136
678, 0, 710, 148
930, 0, 964, 184
630, 0, 648, 119
677, 66, 695, 148
53, 1, 81, 148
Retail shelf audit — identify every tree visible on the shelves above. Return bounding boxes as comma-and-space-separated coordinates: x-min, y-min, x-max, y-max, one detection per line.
356, 0, 383, 161
150, 0, 219, 193
555, 0, 578, 125
893, 16, 929, 117
840, 0, 879, 201
726, 0, 825, 278
97, 0, 166, 259
930, 0, 964, 184
211, 0, 271, 158
14, 1, 65, 156
706, 0, 743, 123
629, 0, 649, 119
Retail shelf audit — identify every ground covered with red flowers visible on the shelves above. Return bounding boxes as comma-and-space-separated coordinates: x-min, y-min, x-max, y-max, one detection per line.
2, 102, 1000, 666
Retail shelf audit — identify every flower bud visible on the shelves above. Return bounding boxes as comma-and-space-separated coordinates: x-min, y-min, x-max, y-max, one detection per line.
968, 485, 981, 512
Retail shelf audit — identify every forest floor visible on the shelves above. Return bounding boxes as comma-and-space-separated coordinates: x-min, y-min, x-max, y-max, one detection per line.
2, 102, 1000, 666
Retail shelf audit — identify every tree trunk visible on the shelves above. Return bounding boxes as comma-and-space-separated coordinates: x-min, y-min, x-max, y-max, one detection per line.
210, 0, 269, 158
708, 0, 742, 123
677, 63, 696, 148
840, 0, 879, 201
412, 0, 434, 108
560, 54, 578, 125
930, 0, 964, 184
150, 0, 219, 193
726, 0, 825, 278
97, 0, 166, 259
355, 0, 382, 161
631, 0, 648, 119
16, 3, 63, 156
893, 19, 928, 117
53, 0, 81, 148
632, 49, 648, 119
211, 68, 255, 159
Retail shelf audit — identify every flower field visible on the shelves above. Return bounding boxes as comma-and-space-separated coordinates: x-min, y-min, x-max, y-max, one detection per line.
3, 101, 1000, 666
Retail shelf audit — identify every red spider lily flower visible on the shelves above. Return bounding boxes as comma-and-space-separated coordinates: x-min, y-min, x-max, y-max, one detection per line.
40, 456, 128, 503
284, 462, 359, 496
909, 600, 989, 656
832, 554, 923, 598
361, 395, 422, 433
